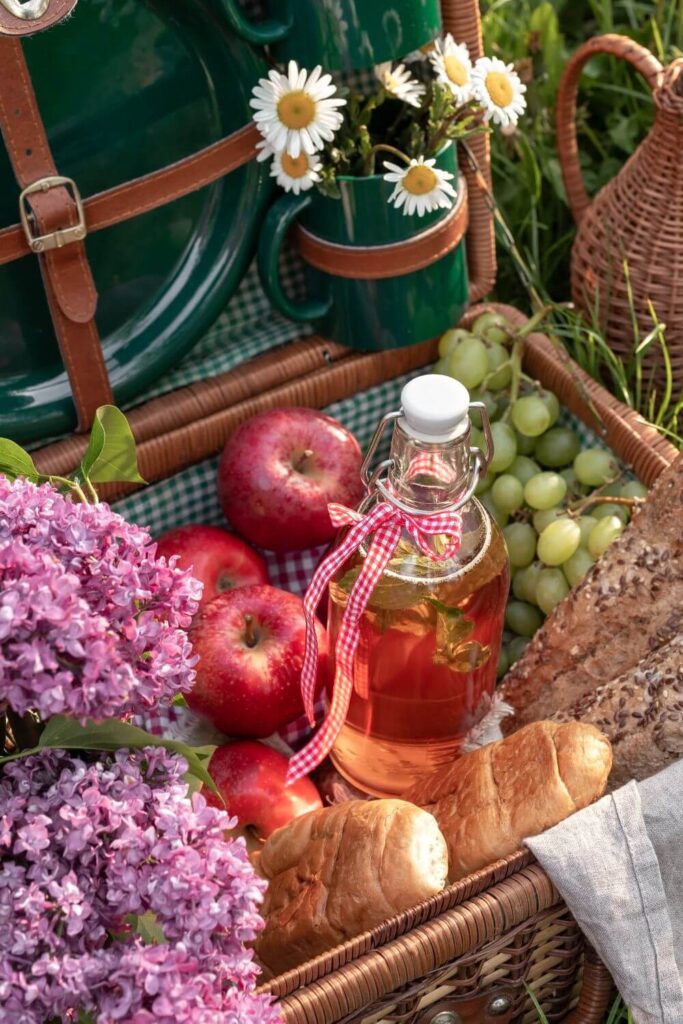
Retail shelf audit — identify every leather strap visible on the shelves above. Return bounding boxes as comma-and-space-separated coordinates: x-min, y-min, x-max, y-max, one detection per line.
0, 0, 77, 37
0, 122, 261, 266
0, 35, 111, 429
294, 179, 469, 280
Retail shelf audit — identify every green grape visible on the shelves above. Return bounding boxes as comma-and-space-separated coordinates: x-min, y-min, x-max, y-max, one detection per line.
537, 518, 581, 566
577, 515, 598, 546
532, 506, 564, 533
560, 467, 585, 496
508, 636, 530, 665
621, 480, 648, 499
492, 474, 524, 513
470, 426, 484, 450
511, 395, 552, 438
434, 357, 450, 375
474, 469, 495, 495
524, 472, 567, 510
514, 430, 536, 455
574, 448, 620, 487
469, 389, 498, 428
495, 393, 509, 421
497, 646, 509, 680
512, 561, 544, 604
505, 600, 543, 637
480, 489, 509, 528
600, 481, 622, 498
534, 427, 581, 468
563, 547, 595, 587
510, 455, 541, 486
438, 327, 471, 358
535, 568, 570, 614
471, 311, 510, 344
587, 516, 624, 558
592, 501, 629, 525
502, 522, 537, 567
485, 342, 512, 390
489, 422, 518, 473
539, 389, 561, 426
447, 336, 489, 389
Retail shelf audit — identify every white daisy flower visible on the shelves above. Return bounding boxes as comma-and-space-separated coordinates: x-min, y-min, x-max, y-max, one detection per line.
255, 138, 275, 163
375, 62, 426, 108
429, 35, 474, 104
250, 60, 346, 159
271, 150, 322, 195
471, 56, 527, 128
383, 157, 457, 217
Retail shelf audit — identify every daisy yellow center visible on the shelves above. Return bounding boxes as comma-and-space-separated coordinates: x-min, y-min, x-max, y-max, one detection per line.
444, 55, 469, 87
485, 71, 514, 108
403, 166, 438, 196
281, 153, 310, 179
277, 91, 316, 129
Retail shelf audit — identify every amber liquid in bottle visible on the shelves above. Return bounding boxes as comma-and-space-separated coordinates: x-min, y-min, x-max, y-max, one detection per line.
327, 406, 509, 798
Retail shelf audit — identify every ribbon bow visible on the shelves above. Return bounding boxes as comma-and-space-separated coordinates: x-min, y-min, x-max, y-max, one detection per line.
286, 500, 464, 784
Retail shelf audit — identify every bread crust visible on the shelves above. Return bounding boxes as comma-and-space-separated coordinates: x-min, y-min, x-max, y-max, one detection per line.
500, 456, 683, 728
255, 799, 448, 974
555, 636, 683, 789
405, 721, 612, 880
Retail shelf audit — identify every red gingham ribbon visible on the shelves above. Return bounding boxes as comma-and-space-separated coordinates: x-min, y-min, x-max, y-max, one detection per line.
286, 500, 464, 784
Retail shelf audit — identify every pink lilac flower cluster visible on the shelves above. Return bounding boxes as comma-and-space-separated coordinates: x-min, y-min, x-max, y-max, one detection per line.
0, 747, 281, 1024
0, 476, 201, 722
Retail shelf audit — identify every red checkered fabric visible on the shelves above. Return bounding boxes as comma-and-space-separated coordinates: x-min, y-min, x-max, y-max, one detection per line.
405, 450, 459, 485
286, 501, 463, 784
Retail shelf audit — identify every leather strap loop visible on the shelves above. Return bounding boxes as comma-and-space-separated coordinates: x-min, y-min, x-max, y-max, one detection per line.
0, 122, 261, 267
0, 0, 77, 37
0, 36, 111, 430
294, 179, 468, 280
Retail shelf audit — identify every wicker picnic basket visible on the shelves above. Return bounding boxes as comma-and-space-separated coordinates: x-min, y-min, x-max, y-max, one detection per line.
556, 34, 683, 385
35, 302, 678, 1023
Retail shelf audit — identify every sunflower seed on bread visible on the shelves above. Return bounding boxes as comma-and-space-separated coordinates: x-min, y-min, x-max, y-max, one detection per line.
500, 455, 683, 730
554, 635, 683, 789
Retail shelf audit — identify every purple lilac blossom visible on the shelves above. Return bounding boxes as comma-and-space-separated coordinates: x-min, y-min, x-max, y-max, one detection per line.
0, 477, 201, 721
0, 748, 280, 1024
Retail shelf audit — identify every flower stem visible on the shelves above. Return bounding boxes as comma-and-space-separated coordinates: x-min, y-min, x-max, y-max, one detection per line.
362, 143, 411, 177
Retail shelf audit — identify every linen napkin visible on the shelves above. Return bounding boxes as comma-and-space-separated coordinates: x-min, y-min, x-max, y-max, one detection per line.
526, 759, 683, 1024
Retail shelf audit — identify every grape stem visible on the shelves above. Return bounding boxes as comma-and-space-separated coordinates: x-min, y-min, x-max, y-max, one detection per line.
568, 494, 644, 516
501, 306, 554, 417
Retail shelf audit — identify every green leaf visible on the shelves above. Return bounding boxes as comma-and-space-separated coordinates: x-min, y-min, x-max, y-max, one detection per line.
133, 911, 165, 946
78, 406, 145, 485
0, 438, 40, 483
36, 716, 220, 796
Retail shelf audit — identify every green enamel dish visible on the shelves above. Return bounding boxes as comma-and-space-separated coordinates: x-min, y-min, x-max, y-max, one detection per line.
0, 0, 272, 444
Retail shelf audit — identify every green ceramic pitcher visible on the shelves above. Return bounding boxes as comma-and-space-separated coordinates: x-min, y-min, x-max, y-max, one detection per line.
257, 143, 469, 352
220, 0, 442, 70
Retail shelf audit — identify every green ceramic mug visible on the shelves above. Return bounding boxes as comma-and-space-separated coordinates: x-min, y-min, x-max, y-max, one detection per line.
220, 0, 442, 71
257, 144, 469, 352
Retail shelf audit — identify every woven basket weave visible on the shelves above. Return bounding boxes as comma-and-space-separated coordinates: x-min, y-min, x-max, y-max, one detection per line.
557, 34, 683, 385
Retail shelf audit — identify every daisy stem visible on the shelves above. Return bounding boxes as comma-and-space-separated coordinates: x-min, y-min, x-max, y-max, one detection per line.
363, 144, 411, 177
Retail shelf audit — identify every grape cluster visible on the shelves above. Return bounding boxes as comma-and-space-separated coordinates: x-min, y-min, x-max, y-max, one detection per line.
435, 312, 648, 676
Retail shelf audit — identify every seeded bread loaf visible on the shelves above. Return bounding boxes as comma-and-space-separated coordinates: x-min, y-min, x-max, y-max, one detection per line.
500, 455, 683, 729
255, 799, 448, 974
405, 721, 612, 881
554, 636, 683, 789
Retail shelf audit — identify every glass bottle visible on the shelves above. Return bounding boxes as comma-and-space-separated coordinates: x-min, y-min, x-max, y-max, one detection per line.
328, 374, 509, 797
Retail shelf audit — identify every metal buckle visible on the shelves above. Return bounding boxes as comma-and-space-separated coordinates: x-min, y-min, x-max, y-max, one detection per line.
19, 175, 87, 253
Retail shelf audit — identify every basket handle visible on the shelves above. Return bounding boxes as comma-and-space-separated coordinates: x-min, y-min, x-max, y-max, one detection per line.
563, 946, 615, 1023
556, 34, 663, 225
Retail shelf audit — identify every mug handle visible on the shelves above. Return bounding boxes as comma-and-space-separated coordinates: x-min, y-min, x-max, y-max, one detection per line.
219, 0, 291, 46
258, 192, 333, 323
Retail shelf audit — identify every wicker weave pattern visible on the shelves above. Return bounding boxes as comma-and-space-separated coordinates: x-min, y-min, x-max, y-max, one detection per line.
557, 34, 683, 384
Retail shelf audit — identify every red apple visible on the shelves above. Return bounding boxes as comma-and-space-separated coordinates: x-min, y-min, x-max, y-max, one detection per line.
187, 584, 328, 737
156, 524, 269, 608
218, 407, 364, 553
205, 740, 322, 839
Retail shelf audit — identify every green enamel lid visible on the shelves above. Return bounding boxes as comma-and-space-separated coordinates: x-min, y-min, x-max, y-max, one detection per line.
0, 0, 273, 444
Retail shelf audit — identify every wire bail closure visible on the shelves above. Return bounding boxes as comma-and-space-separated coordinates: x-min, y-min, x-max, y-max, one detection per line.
360, 401, 494, 516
